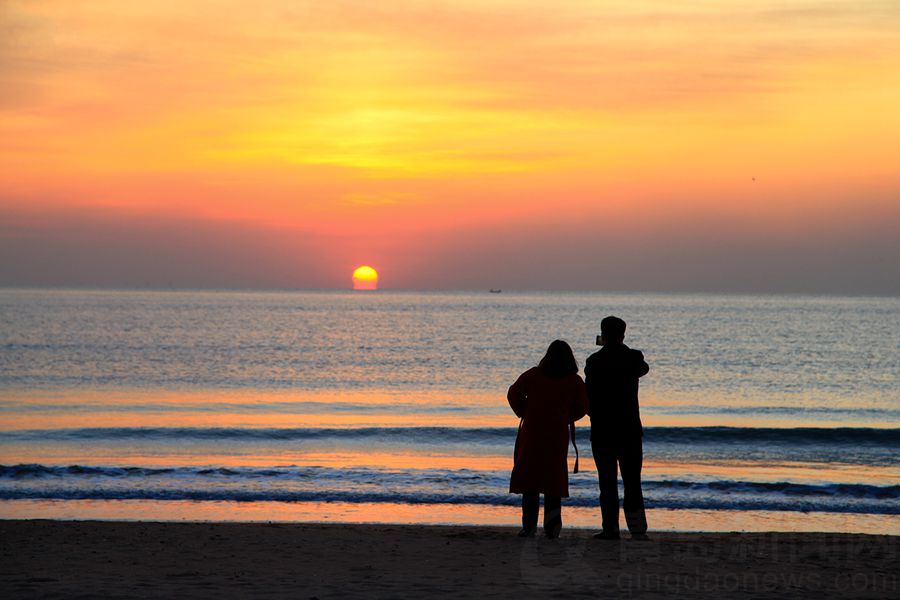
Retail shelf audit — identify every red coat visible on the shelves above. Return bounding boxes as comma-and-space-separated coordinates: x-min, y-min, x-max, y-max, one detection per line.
507, 367, 589, 497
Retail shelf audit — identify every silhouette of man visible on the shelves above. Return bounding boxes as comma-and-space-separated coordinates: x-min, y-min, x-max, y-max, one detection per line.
584, 316, 650, 540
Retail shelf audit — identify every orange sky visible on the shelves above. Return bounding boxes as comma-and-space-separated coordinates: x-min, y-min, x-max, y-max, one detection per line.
1, 1, 899, 292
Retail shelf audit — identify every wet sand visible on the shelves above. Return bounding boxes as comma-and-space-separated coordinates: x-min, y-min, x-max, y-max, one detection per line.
0, 520, 896, 599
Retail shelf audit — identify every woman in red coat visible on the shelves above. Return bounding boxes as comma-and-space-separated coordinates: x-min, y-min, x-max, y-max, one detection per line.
508, 339, 589, 538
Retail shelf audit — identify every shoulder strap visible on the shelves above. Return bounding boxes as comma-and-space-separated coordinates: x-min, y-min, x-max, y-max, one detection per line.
569, 421, 579, 474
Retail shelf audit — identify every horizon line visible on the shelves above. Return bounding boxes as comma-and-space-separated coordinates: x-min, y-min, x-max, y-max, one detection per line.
0, 284, 898, 299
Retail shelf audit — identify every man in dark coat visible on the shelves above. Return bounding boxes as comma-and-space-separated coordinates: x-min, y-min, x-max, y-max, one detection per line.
584, 316, 650, 540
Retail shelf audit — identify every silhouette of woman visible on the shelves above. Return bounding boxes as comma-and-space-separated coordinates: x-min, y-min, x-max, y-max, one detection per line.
508, 340, 588, 538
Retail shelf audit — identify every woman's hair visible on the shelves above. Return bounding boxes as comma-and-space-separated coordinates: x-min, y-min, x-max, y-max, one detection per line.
539, 339, 578, 379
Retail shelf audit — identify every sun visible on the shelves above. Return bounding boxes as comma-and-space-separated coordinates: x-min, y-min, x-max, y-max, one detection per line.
352, 265, 379, 290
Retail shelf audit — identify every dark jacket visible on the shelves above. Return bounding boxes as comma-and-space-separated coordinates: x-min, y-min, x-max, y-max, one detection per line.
584, 343, 649, 442
507, 367, 588, 497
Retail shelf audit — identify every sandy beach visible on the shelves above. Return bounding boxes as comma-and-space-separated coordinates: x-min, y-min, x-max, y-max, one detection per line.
0, 520, 895, 599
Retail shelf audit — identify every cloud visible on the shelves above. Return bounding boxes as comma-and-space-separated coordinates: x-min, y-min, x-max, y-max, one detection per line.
1, 2, 898, 293
394, 201, 900, 294
3, 187, 896, 294
0, 204, 336, 288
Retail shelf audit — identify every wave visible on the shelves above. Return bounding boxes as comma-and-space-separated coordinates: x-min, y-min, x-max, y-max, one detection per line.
644, 479, 899, 500
647, 405, 900, 418
4, 400, 896, 419
0, 464, 381, 481
2, 463, 897, 503
1, 486, 896, 515
0, 401, 476, 414
2, 426, 898, 446
645, 426, 900, 445
0, 426, 508, 442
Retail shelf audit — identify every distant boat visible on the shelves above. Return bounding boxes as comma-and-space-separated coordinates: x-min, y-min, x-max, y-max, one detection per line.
489, 289, 502, 293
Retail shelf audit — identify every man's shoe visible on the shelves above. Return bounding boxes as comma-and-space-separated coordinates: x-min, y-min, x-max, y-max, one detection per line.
517, 526, 537, 538
592, 531, 621, 540
630, 533, 650, 541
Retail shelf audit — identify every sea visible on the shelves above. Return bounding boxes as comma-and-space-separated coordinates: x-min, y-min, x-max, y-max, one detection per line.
1, 289, 897, 533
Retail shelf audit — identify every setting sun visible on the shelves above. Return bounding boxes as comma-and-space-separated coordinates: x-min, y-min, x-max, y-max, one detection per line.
352, 266, 379, 291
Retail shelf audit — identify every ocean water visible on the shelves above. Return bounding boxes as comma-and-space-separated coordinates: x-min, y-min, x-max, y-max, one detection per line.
0, 289, 898, 533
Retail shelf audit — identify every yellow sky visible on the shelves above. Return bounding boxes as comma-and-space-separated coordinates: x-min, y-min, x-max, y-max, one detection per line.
1, 1, 899, 290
